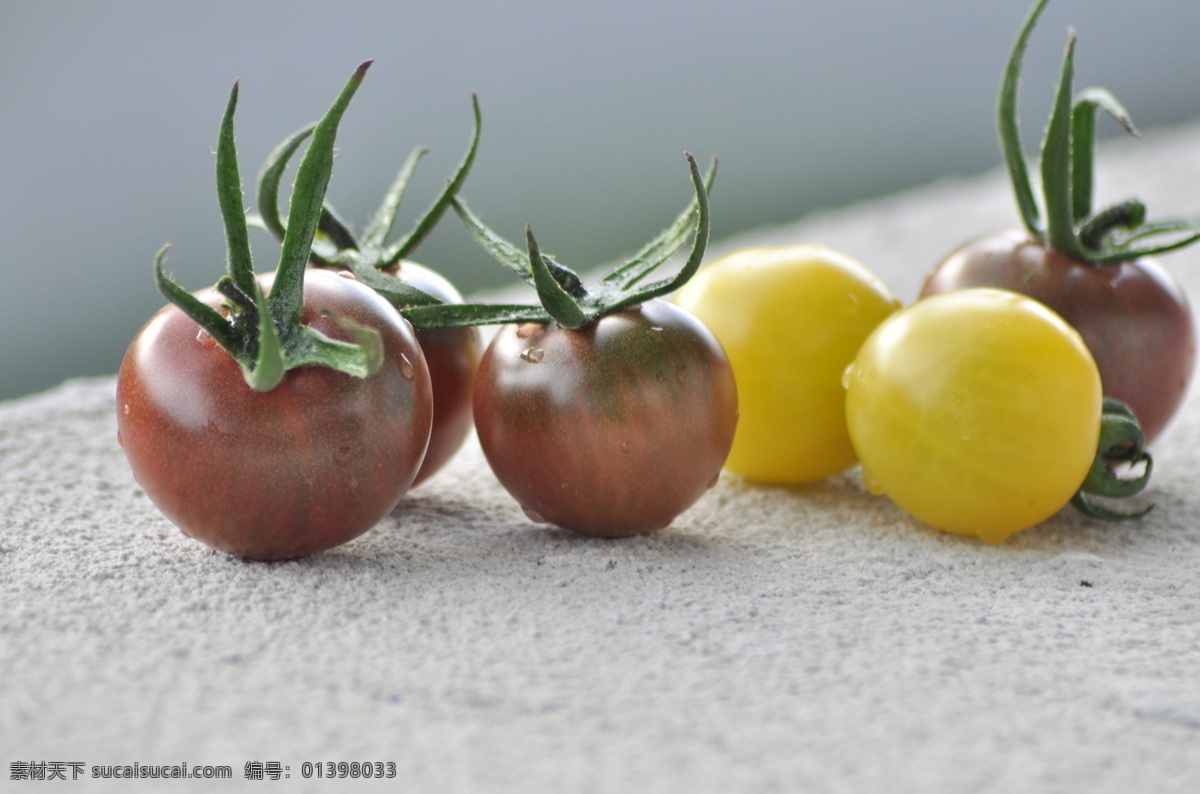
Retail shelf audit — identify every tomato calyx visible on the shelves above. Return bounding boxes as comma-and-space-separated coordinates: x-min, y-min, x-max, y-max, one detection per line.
250, 94, 483, 314
1071, 398, 1154, 521
154, 61, 383, 392
1000, 0, 1200, 265
400, 152, 715, 330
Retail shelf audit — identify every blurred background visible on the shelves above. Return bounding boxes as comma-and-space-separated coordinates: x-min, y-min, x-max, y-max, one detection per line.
3, 0, 1200, 401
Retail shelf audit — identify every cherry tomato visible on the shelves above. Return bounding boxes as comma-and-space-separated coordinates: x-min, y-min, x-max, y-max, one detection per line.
675, 245, 900, 483
844, 288, 1102, 543
472, 299, 737, 537
117, 268, 433, 560
922, 230, 1194, 445
377, 261, 481, 486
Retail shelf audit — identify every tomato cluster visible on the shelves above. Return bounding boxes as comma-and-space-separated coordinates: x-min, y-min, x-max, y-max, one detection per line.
120, 0, 1190, 559
119, 64, 733, 558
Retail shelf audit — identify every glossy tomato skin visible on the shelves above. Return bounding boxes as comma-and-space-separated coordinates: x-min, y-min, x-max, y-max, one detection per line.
845, 288, 1102, 544
379, 261, 482, 486
473, 299, 738, 537
922, 229, 1195, 445
116, 268, 433, 560
675, 245, 900, 484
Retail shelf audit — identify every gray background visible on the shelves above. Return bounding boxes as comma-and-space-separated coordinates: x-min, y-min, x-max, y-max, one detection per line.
3, 0, 1200, 401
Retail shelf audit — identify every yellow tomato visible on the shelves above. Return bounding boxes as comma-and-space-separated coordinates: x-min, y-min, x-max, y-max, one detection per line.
676, 245, 900, 483
844, 288, 1103, 543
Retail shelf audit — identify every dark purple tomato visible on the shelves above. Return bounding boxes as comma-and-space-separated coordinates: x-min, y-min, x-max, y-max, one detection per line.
116, 268, 433, 560
377, 260, 481, 486
921, 228, 1195, 445
472, 299, 738, 537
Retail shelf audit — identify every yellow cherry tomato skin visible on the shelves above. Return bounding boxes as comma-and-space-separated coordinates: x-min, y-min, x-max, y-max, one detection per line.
844, 288, 1103, 543
676, 245, 900, 483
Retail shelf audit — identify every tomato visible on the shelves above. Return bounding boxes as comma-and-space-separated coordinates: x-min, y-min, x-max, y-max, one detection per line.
844, 288, 1102, 543
922, 231, 1194, 446
675, 245, 900, 484
472, 299, 737, 537
117, 269, 433, 560
375, 261, 481, 487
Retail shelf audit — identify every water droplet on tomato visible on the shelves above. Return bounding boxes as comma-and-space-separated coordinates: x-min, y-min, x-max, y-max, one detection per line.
122, 403, 131, 416
861, 467, 884, 495
649, 326, 664, 333
620, 441, 634, 454
516, 323, 541, 339
398, 355, 416, 380
196, 328, 217, 348
522, 506, 549, 524
336, 269, 357, 280
520, 347, 545, 363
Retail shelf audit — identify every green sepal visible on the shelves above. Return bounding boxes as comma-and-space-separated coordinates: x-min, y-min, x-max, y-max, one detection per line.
383, 93, 482, 266
362, 145, 427, 251
215, 80, 258, 301
431, 151, 712, 332
1071, 87, 1139, 222
349, 259, 446, 309
1070, 491, 1154, 522
450, 196, 534, 284
526, 225, 590, 329
1086, 222, 1200, 264
317, 203, 360, 254
601, 155, 717, 291
600, 152, 711, 310
269, 61, 372, 327
241, 281, 285, 392
1071, 397, 1154, 521
254, 122, 316, 244
153, 245, 242, 357
283, 318, 383, 380
1079, 200, 1146, 250
249, 123, 347, 267
1040, 29, 1088, 260
999, 0, 1049, 236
